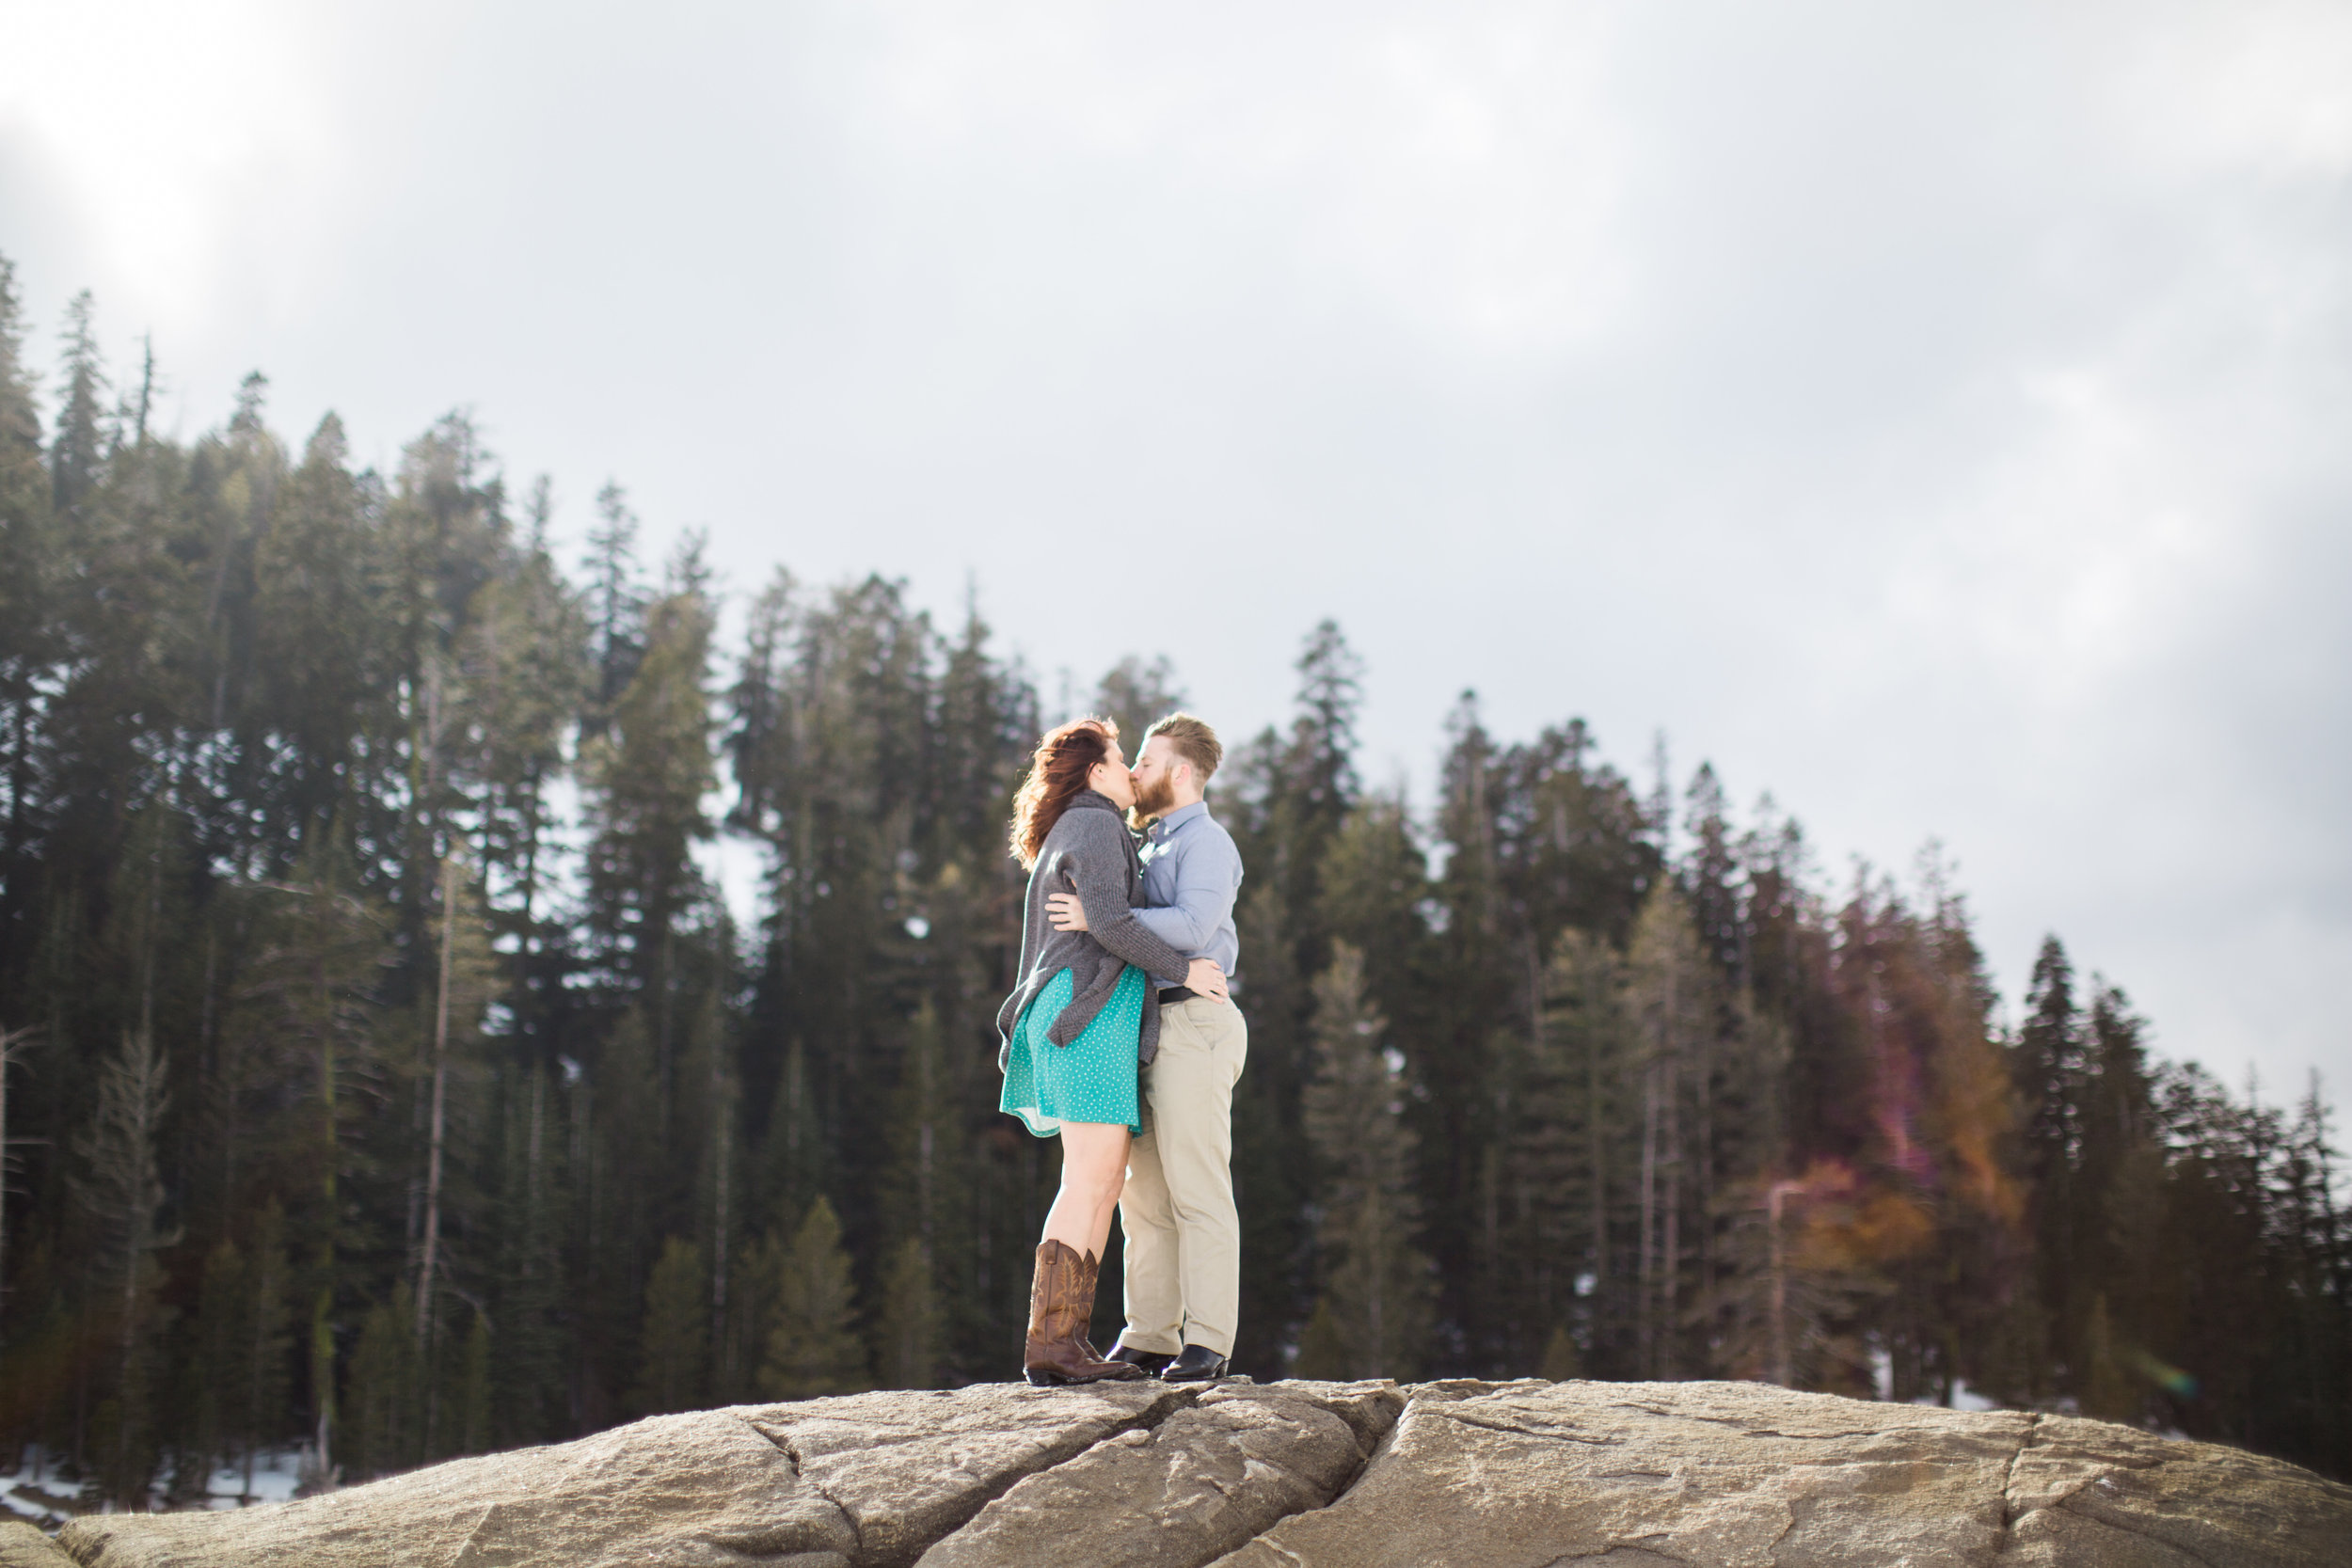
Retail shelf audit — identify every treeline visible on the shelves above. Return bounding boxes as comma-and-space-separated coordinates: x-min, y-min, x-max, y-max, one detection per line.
0, 263, 2344, 1506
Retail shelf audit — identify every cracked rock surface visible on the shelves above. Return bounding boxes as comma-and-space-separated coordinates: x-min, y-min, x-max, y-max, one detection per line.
2000, 1412, 2349, 1568
57, 1383, 1183, 1568
916, 1380, 1403, 1568
1208, 1380, 2352, 1568
742, 1382, 1192, 1567
40, 1379, 2352, 1568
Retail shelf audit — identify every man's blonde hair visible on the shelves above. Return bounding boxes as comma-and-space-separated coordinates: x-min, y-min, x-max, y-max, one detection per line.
1142, 711, 1221, 785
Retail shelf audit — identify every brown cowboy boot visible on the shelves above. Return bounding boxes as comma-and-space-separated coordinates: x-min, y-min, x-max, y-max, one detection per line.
1023, 1239, 1145, 1386
1073, 1247, 1111, 1363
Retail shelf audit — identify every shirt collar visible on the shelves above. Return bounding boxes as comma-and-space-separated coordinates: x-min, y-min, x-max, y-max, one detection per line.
1148, 800, 1210, 841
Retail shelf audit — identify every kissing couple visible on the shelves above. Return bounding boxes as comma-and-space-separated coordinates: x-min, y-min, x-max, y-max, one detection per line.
995, 711, 1247, 1386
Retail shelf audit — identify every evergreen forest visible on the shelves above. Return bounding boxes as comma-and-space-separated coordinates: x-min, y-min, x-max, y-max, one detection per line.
1, 262, 2345, 1507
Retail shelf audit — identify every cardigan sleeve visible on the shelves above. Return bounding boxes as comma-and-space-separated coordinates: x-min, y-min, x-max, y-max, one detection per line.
1063, 814, 1192, 986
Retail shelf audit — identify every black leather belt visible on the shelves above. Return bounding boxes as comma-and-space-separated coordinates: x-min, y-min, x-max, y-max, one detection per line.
1158, 986, 1198, 1005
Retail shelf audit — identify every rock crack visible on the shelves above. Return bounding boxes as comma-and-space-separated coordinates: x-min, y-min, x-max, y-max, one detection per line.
1994, 1407, 2042, 1544
1426, 1407, 1621, 1446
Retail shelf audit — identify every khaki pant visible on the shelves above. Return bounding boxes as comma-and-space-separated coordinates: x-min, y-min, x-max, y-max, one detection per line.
1120, 995, 1248, 1356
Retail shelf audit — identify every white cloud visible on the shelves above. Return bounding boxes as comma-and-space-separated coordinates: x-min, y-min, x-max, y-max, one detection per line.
0, 0, 344, 327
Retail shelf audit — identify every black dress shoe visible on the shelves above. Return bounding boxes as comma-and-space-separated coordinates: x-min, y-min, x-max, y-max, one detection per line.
1107, 1340, 1174, 1376
1160, 1344, 1229, 1382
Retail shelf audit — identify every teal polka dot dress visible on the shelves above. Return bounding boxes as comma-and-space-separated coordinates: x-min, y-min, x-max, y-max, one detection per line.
999, 964, 1146, 1137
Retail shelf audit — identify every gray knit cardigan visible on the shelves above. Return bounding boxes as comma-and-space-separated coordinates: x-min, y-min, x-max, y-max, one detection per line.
995, 790, 1192, 1072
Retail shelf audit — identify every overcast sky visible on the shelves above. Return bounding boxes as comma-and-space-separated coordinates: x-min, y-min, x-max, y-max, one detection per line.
5, 0, 2347, 1101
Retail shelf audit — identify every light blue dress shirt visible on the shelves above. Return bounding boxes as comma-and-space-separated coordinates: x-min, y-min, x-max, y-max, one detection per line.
1133, 800, 1243, 982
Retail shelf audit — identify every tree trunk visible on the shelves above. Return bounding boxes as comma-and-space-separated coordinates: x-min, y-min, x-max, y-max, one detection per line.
1769, 1180, 1793, 1386
1639, 1061, 1658, 1376
313, 936, 338, 1481
1587, 997, 1608, 1362
0, 1025, 20, 1350
710, 1101, 731, 1393
417, 856, 457, 1455
1662, 1065, 1679, 1381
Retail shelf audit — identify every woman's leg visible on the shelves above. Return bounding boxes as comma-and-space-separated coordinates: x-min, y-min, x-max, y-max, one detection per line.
1023, 1121, 1142, 1385
1041, 1121, 1131, 1259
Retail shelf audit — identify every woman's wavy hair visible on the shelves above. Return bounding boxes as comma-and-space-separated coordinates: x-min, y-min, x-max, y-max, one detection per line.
1009, 717, 1118, 869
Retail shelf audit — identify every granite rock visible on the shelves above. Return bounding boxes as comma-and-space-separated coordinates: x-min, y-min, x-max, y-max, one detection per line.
58, 1382, 1185, 1568
0, 1522, 73, 1568
917, 1380, 1403, 1568
1208, 1379, 2352, 1568
37, 1378, 2352, 1568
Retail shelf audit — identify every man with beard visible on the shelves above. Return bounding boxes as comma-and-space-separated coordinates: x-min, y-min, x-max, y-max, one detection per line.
1045, 711, 1244, 1382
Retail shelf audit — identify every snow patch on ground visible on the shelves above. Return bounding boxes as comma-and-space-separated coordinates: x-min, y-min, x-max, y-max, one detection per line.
1, 1447, 80, 1529
1930, 1379, 2004, 1414
185, 1449, 306, 1509
2, 1446, 306, 1530
1867, 1345, 2006, 1413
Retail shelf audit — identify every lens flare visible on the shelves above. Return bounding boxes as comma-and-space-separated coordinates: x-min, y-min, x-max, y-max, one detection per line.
2128, 1349, 2200, 1400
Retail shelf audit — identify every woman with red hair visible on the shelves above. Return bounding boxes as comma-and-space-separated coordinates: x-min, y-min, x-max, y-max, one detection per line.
998, 717, 1229, 1385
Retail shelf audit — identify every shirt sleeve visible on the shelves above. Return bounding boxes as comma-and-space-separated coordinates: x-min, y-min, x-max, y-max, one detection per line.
1132, 828, 1241, 957
1067, 816, 1193, 986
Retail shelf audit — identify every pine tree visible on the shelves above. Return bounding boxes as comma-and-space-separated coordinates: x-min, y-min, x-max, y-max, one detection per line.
753, 1040, 827, 1301
580, 545, 718, 1027
631, 1237, 707, 1416
756, 1198, 868, 1399
49, 291, 108, 519
2273, 1082, 2350, 1464
72, 1027, 177, 1501
1427, 691, 1518, 1370
1681, 765, 1744, 977
1316, 794, 1432, 1015
457, 495, 590, 990
214, 862, 396, 1480
1539, 1323, 1581, 1381
874, 1237, 942, 1390
583, 481, 646, 730
1216, 623, 1375, 1372
0, 255, 44, 544
489, 1066, 567, 1446
0, 1024, 32, 1349
249, 413, 386, 864
2083, 1292, 2134, 1420
346, 1294, 421, 1479
2074, 982, 2162, 1409
1704, 1159, 1888, 1389
412, 858, 467, 1431
1289, 622, 1362, 826
0, 257, 54, 928
455, 1310, 492, 1455
238, 1199, 293, 1497
1517, 929, 1633, 1378
1505, 926, 1637, 1382
1227, 879, 1311, 1372
2010, 935, 2081, 1401
1292, 1300, 1349, 1381
189, 1237, 246, 1497
876, 999, 975, 1379
1091, 655, 1185, 757
1908, 855, 2024, 1406
727, 573, 942, 1341
1303, 943, 1433, 1380
1624, 883, 1711, 1378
